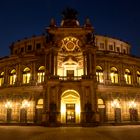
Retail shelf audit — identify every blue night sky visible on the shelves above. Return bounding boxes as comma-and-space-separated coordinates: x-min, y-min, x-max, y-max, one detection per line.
0, 0, 140, 57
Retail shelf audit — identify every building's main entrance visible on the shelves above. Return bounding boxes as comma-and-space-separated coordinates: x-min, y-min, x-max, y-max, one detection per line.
66, 104, 75, 123
61, 90, 80, 124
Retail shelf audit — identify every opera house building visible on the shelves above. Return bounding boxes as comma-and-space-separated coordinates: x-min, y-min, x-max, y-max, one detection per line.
0, 9, 140, 126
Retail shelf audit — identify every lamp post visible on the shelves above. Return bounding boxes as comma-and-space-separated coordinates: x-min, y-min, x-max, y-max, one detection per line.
20, 100, 30, 123
5, 101, 12, 122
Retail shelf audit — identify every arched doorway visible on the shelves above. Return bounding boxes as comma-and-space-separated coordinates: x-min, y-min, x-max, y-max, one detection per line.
36, 99, 43, 123
61, 90, 80, 124
98, 98, 106, 123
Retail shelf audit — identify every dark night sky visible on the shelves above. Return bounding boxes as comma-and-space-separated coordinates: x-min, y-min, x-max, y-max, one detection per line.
0, 0, 140, 57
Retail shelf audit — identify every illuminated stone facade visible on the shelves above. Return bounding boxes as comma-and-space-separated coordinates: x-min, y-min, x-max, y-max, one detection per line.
0, 9, 140, 125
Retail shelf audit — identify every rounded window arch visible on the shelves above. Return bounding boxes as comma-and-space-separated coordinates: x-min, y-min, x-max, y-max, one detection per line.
36, 98, 43, 109
0, 72, 4, 86
137, 71, 140, 84
10, 69, 16, 85
96, 66, 104, 83
37, 66, 45, 83
23, 67, 31, 84
37, 99, 43, 105
98, 98, 105, 108
124, 69, 131, 84
110, 67, 118, 84
23, 67, 30, 72
0, 72, 4, 76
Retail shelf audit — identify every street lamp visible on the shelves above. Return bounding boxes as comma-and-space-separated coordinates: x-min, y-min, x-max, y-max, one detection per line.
111, 99, 120, 108
128, 100, 137, 109
5, 101, 12, 109
21, 100, 30, 109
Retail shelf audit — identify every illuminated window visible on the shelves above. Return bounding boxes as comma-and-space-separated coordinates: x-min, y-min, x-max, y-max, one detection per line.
23, 67, 30, 84
37, 66, 45, 83
0, 72, 4, 86
98, 99, 105, 108
36, 99, 43, 109
10, 69, 16, 85
124, 69, 131, 84
137, 71, 140, 85
96, 66, 104, 83
110, 67, 118, 83
38, 99, 43, 105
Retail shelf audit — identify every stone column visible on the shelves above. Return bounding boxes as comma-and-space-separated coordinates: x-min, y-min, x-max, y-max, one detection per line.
54, 51, 58, 76
132, 65, 137, 85
120, 63, 125, 85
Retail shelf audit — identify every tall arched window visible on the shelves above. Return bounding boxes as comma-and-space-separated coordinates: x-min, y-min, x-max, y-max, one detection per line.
23, 67, 30, 84
37, 66, 45, 83
124, 69, 131, 84
96, 66, 104, 83
110, 67, 118, 83
0, 72, 4, 86
137, 71, 140, 85
10, 69, 16, 85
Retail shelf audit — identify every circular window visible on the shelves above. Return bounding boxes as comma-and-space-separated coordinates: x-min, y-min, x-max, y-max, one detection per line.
66, 41, 75, 51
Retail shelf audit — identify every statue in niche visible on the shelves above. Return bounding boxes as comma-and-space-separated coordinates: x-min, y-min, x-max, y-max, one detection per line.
86, 33, 95, 45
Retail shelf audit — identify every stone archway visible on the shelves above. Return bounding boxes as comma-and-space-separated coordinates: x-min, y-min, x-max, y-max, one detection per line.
61, 90, 80, 124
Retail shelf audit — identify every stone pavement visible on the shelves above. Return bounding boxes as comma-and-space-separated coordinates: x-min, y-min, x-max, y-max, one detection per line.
0, 125, 140, 140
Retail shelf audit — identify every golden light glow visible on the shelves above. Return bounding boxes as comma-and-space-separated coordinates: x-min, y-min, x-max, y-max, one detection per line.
0, 72, 4, 86
129, 101, 137, 109
36, 99, 43, 109
57, 57, 83, 77
111, 99, 120, 108
23, 67, 31, 84
10, 69, 16, 85
61, 90, 80, 123
124, 69, 131, 84
23, 73, 30, 84
37, 66, 45, 83
110, 67, 118, 83
21, 100, 30, 109
137, 71, 140, 84
5, 101, 12, 109
96, 66, 104, 83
